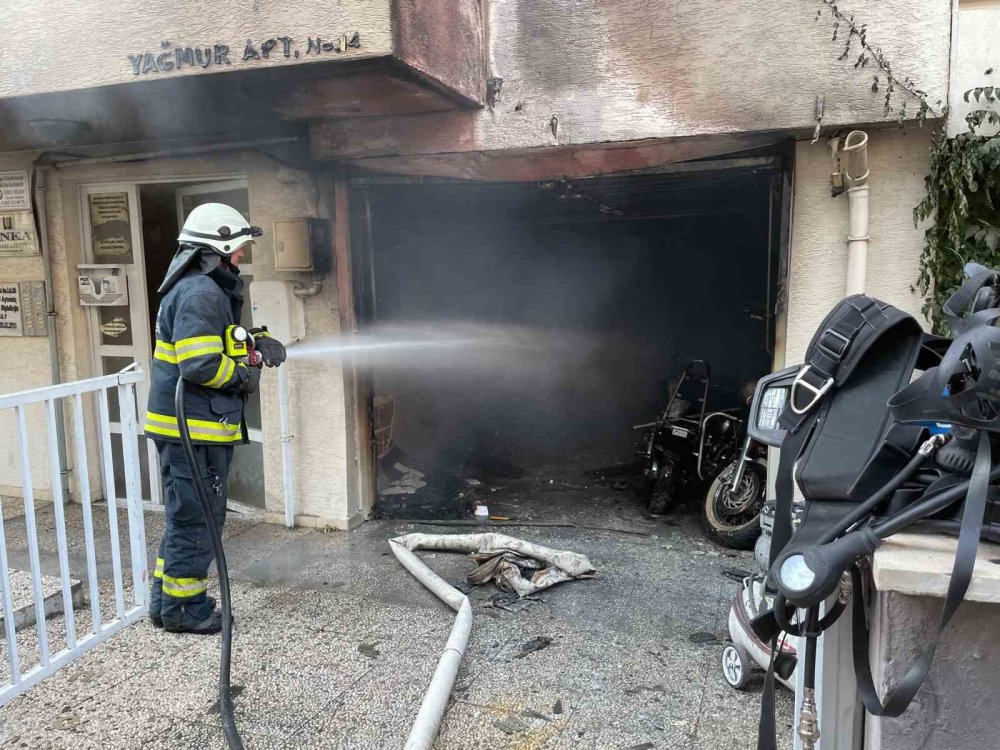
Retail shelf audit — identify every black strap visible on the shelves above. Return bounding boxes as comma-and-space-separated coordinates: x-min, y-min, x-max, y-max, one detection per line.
780, 296, 913, 433
757, 595, 847, 750
769, 425, 812, 569
942, 264, 995, 324
757, 636, 780, 750
809, 304, 871, 381
851, 429, 990, 717
183, 226, 262, 242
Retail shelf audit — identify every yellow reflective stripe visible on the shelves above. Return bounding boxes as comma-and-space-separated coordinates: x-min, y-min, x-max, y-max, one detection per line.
154, 557, 165, 580
175, 336, 224, 363
145, 424, 241, 443
175, 335, 223, 350
146, 414, 240, 436
143, 411, 241, 443
161, 574, 209, 598
202, 357, 236, 388
146, 415, 240, 437
154, 341, 178, 364
145, 411, 239, 434
177, 346, 224, 362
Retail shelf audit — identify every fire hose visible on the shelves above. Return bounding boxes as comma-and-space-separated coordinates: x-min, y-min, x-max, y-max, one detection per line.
174, 377, 244, 750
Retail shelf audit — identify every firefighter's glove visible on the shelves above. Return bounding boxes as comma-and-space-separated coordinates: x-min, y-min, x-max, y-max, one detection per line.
240, 363, 261, 394
251, 329, 287, 368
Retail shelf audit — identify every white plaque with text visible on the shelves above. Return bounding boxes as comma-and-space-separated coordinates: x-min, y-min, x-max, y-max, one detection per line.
0, 172, 30, 212
0, 283, 23, 336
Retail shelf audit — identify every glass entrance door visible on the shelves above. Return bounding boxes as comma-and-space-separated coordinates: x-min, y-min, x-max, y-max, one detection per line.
175, 181, 265, 509
81, 184, 159, 504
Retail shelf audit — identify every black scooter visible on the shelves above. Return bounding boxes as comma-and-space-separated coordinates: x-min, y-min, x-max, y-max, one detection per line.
638, 361, 742, 514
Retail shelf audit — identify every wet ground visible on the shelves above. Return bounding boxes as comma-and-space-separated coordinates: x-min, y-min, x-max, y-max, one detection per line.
0, 465, 793, 749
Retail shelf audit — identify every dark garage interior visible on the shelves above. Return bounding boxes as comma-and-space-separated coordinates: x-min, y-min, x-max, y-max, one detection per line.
350, 161, 786, 519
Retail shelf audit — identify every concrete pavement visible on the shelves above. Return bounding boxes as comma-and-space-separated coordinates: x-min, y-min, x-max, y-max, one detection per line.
0, 479, 792, 749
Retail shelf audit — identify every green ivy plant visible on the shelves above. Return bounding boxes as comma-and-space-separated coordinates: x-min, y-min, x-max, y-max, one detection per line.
914, 90, 1000, 333
815, 1, 1000, 334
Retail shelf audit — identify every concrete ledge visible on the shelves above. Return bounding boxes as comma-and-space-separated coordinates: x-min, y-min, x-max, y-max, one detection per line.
263, 510, 364, 531
0, 487, 56, 506
2, 569, 83, 632
872, 532, 1000, 604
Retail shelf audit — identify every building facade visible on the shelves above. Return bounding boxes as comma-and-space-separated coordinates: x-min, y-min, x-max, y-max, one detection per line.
0, 0, 959, 530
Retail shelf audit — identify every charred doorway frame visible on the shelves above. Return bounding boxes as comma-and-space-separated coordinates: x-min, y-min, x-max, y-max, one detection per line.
346, 151, 795, 513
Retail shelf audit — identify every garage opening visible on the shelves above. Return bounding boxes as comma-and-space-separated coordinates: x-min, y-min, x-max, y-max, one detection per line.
350, 157, 789, 524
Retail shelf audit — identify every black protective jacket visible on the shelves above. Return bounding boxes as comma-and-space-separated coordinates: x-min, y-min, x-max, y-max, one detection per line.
143, 249, 251, 445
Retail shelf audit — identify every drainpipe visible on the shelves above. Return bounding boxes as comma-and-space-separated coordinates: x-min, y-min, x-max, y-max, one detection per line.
279, 362, 295, 528
32, 161, 70, 497
841, 131, 870, 296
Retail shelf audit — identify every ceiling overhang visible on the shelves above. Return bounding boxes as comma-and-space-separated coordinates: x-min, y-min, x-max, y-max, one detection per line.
337, 130, 788, 182
0, 0, 484, 153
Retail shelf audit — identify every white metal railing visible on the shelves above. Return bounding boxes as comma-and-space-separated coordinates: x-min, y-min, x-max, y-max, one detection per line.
0, 366, 148, 705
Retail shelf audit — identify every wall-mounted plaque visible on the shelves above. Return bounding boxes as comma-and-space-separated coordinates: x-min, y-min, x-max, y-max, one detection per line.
0, 282, 23, 336
0, 212, 38, 256
0, 172, 30, 211
89, 193, 133, 260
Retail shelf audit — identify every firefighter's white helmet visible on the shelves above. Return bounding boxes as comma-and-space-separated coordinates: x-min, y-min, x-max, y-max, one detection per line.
177, 203, 261, 256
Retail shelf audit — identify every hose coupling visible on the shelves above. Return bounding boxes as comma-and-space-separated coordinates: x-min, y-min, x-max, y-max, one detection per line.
798, 688, 821, 750
838, 570, 854, 604
919, 433, 950, 456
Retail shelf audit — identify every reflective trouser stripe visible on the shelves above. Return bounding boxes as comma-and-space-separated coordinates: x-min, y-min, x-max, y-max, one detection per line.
203, 356, 236, 388
154, 341, 178, 364
161, 574, 209, 598
153, 557, 165, 580
143, 411, 242, 443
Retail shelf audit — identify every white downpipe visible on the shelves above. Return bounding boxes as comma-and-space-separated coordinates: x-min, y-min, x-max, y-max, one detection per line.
278, 363, 295, 528
33, 165, 70, 496
389, 538, 472, 750
842, 131, 870, 296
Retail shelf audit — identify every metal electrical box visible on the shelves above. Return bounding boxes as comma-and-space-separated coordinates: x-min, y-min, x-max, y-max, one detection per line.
273, 218, 332, 273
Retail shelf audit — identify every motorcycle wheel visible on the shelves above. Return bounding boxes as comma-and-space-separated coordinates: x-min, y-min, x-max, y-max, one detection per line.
648, 463, 677, 514
702, 458, 766, 550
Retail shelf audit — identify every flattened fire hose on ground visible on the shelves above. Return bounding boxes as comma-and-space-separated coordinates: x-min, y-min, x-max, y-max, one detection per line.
388, 533, 596, 750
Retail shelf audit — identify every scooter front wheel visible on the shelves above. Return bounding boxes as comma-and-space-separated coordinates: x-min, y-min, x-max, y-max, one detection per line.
703, 459, 766, 549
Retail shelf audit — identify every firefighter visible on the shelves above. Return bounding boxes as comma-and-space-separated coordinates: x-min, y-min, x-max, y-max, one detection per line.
144, 203, 286, 634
